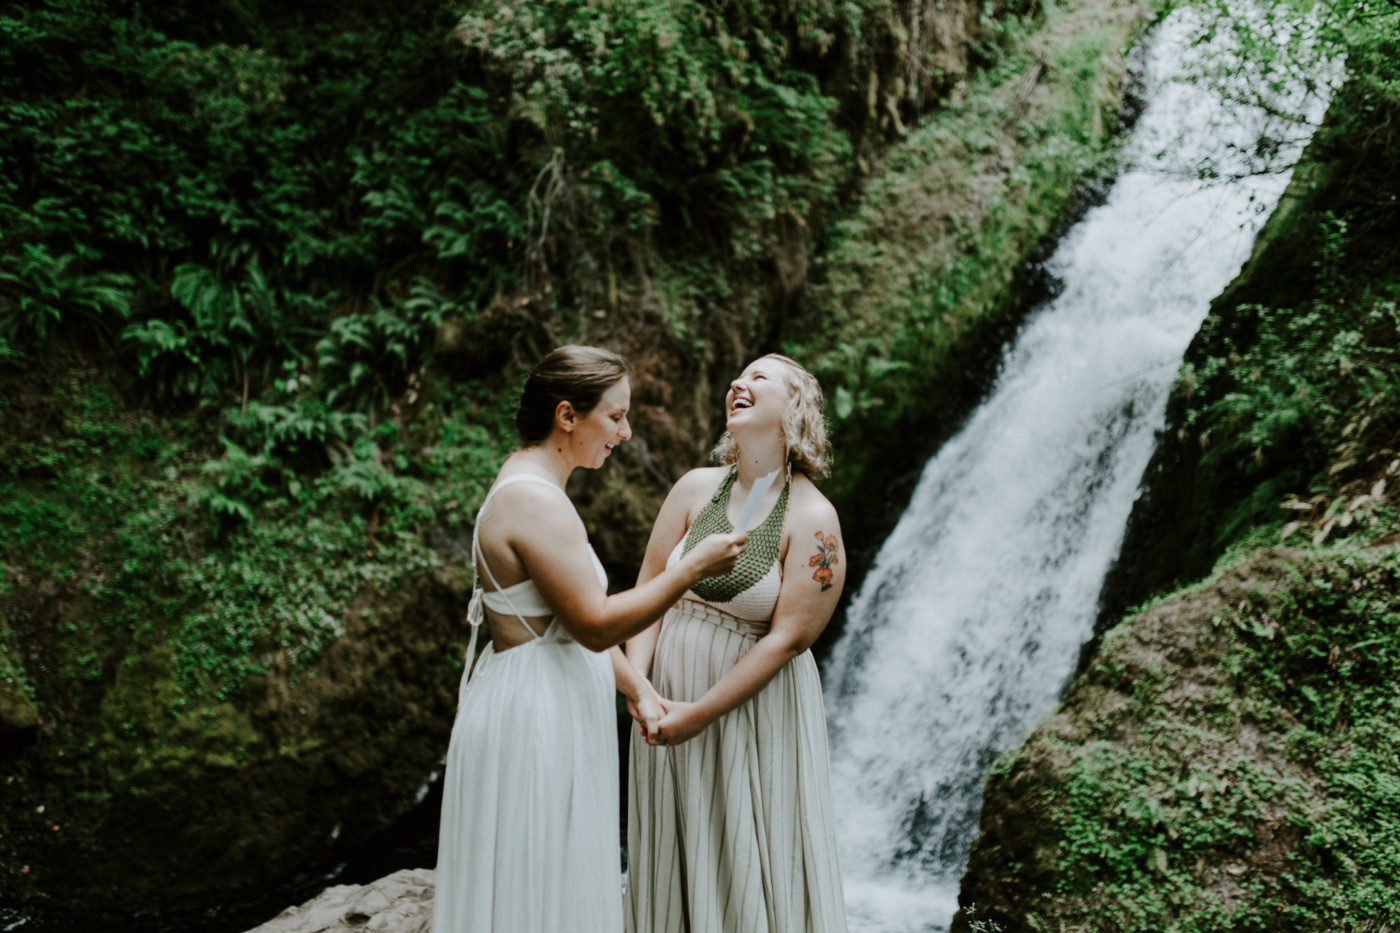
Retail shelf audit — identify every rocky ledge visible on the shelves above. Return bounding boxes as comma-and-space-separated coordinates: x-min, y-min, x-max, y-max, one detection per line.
248, 868, 436, 933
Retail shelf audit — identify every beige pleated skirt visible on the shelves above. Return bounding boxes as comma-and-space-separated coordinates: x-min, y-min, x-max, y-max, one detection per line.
626, 599, 848, 933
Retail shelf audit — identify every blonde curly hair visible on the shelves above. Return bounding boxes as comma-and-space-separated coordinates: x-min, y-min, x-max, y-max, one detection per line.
712, 354, 831, 479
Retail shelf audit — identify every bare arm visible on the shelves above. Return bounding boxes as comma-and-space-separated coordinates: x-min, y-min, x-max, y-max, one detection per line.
611, 646, 663, 735
502, 480, 744, 652
650, 482, 846, 745
624, 468, 720, 677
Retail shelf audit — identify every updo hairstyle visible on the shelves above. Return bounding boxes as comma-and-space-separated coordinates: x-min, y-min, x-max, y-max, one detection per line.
515, 345, 630, 446
713, 353, 832, 479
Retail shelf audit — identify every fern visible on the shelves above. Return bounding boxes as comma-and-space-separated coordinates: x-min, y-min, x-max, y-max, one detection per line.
194, 436, 279, 525
315, 286, 449, 415
0, 244, 133, 348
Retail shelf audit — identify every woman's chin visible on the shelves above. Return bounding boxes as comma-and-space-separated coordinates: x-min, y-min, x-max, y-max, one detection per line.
726, 415, 768, 437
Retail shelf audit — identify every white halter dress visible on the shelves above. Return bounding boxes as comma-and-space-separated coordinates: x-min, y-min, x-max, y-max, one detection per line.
432, 473, 622, 933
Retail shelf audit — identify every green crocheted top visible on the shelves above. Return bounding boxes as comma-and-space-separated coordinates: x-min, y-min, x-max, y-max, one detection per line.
681, 468, 789, 603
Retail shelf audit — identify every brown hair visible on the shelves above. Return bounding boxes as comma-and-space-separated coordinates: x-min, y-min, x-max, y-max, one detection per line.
515, 345, 630, 446
712, 353, 832, 479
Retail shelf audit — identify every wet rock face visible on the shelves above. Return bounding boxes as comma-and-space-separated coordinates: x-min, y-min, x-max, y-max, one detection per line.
247, 869, 436, 933
834, 0, 986, 149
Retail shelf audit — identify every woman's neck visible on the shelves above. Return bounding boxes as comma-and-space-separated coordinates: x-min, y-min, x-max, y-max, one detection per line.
511, 440, 573, 488
731, 433, 787, 489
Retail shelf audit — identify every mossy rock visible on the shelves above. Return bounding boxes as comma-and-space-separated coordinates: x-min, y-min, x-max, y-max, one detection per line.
3, 564, 471, 913
955, 543, 1400, 932
0, 619, 40, 736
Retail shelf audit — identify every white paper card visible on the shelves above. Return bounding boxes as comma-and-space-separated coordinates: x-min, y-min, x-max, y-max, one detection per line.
733, 468, 780, 532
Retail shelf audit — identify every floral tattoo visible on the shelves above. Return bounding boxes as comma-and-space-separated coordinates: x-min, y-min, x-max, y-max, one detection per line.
809, 531, 840, 591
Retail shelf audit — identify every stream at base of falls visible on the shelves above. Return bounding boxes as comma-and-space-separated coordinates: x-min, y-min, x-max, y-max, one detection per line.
821, 8, 1331, 931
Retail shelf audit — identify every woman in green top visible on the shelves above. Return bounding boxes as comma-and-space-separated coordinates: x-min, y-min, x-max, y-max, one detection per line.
623, 354, 850, 933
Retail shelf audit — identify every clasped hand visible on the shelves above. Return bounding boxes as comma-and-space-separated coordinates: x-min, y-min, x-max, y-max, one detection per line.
629, 694, 706, 747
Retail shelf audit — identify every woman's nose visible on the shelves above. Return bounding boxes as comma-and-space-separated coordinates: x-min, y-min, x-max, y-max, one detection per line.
619, 418, 633, 440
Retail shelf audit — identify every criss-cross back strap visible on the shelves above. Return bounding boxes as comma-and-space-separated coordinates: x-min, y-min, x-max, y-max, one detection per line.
463, 473, 569, 679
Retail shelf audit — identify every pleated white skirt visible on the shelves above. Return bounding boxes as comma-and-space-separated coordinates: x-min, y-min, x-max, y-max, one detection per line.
433, 620, 622, 933
626, 599, 848, 933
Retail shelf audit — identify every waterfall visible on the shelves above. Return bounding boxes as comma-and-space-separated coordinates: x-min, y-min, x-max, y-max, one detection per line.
822, 9, 1331, 931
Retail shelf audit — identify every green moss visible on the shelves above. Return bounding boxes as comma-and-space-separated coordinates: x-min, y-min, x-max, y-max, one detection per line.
0, 616, 39, 733
0, 362, 497, 907
961, 545, 1400, 932
19, 561, 473, 906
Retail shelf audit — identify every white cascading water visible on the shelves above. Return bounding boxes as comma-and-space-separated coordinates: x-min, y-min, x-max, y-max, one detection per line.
822, 8, 1332, 931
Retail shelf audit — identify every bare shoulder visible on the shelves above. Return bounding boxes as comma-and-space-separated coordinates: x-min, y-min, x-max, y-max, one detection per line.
786, 473, 841, 533
674, 465, 728, 494
668, 465, 728, 508
486, 475, 583, 541
493, 478, 567, 506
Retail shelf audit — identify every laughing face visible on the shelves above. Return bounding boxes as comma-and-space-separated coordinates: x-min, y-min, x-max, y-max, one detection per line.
726, 357, 792, 436
573, 377, 632, 468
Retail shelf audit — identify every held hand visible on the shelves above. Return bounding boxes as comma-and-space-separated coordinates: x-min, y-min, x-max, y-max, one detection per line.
647, 698, 708, 747
689, 531, 748, 579
627, 691, 664, 739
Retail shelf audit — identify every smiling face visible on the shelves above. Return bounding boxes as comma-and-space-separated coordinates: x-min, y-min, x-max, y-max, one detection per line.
712, 352, 831, 478
571, 376, 632, 468
726, 357, 793, 437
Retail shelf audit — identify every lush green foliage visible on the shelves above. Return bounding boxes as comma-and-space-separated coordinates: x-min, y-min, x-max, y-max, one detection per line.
0, 0, 879, 406
0, 367, 501, 702
449, 0, 857, 250
1181, 225, 1400, 545
1041, 546, 1400, 931
0, 0, 908, 709
0, 0, 522, 448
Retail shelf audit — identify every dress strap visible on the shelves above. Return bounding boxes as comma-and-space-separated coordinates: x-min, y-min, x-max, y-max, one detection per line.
711, 466, 739, 503
463, 473, 569, 678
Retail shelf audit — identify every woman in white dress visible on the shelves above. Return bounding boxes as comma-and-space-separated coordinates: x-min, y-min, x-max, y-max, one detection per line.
432, 346, 747, 933
623, 353, 849, 933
